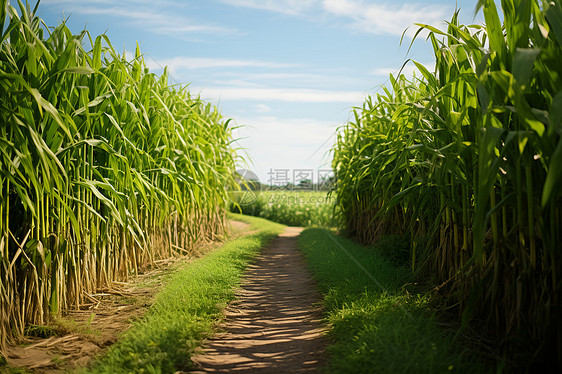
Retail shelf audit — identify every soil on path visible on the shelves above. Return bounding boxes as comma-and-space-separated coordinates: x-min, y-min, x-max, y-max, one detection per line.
190, 226, 328, 373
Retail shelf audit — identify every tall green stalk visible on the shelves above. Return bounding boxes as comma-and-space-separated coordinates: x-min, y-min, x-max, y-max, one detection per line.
333, 0, 562, 368
0, 0, 237, 348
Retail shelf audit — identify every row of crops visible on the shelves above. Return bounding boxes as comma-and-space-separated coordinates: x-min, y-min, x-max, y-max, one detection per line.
333, 0, 562, 366
230, 191, 336, 227
0, 1, 236, 347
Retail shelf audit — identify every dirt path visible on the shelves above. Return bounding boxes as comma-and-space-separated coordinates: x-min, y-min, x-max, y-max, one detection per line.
190, 227, 328, 373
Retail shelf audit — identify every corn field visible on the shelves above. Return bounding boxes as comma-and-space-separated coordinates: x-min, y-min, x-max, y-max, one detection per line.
333, 0, 562, 366
230, 191, 336, 227
0, 1, 236, 348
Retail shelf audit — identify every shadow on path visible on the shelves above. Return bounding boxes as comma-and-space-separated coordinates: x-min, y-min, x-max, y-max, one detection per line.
190, 227, 327, 373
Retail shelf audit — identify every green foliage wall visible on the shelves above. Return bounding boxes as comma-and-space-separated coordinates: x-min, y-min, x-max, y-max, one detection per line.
0, 1, 236, 347
333, 0, 562, 367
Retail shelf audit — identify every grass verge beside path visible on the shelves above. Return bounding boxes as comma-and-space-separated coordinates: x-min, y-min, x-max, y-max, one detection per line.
86, 214, 284, 373
298, 228, 494, 374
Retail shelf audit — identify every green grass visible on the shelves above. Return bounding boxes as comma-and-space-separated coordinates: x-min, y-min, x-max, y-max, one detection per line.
230, 190, 336, 227
85, 214, 284, 373
298, 228, 494, 374
0, 367, 30, 374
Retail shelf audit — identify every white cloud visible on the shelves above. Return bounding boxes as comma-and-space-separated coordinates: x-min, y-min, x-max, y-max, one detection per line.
145, 57, 299, 72
48, 0, 449, 40
371, 67, 399, 76
239, 116, 336, 146
371, 61, 434, 78
218, 0, 317, 15
212, 79, 264, 88
218, 0, 449, 37
212, 71, 357, 87
45, 1, 235, 38
196, 86, 365, 104
322, 0, 448, 37
232, 116, 341, 181
254, 104, 272, 113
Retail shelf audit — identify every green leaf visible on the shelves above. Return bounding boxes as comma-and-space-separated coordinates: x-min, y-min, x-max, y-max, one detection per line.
517, 133, 529, 155
513, 48, 540, 87
0, 0, 6, 34
52, 193, 81, 242
546, 0, 562, 44
550, 90, 562, 136
27, 88, 71, 139
92, 35, 102, 70
59, 66, 94, 75
508, 0, 532, 50
482, 0, 506, 62
413, 60, 437, 88
26, 42, 37, 76
75, 180, 124, 226
542, 139, 562, 207
473, 125, 504, 262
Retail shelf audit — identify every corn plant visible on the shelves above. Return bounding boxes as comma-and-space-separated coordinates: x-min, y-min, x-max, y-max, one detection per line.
230, 191, 336, 227
0, 0, 237, 348
333, 0, 562, 367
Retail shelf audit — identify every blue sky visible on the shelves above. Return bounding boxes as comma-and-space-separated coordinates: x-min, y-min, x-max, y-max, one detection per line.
39, 0, 483, 185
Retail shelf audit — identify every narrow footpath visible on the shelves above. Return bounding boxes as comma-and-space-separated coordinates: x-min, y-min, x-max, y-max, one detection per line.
191, 226, 328, 373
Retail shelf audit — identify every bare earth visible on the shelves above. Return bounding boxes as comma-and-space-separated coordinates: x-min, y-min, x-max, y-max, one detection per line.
190, 226, 328, 373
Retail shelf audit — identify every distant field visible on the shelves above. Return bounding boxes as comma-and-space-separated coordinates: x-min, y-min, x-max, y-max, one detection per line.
230, 190, 336, 227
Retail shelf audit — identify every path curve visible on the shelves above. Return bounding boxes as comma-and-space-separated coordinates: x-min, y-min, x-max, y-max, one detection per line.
190, 226, 327, 373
